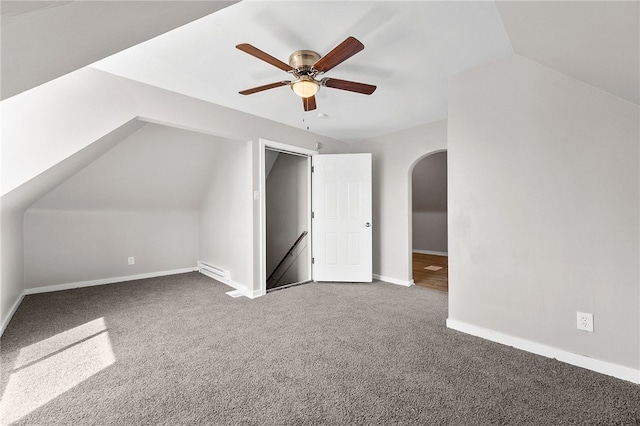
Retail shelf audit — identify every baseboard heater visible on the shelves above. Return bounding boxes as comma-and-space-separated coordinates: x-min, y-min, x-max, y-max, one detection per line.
198, 261, 230, 282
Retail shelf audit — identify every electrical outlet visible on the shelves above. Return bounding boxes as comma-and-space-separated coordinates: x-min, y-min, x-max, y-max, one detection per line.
128, 257, 135, 265
577, 312, 593, 332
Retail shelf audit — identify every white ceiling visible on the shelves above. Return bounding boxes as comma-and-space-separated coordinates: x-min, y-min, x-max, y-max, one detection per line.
3, 1, 638, 143
91, 1, 513, 142
1, 0, 237, 99
496, 1, 639, 105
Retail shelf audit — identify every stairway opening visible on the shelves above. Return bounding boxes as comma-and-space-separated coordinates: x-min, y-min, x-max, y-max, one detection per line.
265, 148, 310, 291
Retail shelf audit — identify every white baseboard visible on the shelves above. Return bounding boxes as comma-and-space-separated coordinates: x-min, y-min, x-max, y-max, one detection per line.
1, 293, 26, 337
1, 268, 199, 337
198, 269, 259, 299
446, 318, 640, 384
413, 250, 448, 256
373, 274, 414, 287
24, 267, 199, 295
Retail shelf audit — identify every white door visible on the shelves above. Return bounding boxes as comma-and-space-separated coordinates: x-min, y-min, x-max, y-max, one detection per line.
312, 153, 372, 282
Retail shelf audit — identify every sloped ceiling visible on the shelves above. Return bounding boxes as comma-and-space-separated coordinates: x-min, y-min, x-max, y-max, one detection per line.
2, 1, 637, 143
1, 119, 146, 212
90, 1, 513, 142
496, 0, 639, 105
30, 123, 231, 211
0, 0, 237, 99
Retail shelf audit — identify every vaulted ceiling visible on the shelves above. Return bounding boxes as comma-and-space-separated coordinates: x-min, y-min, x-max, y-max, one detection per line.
496, 1, 638, 106
0, 1, 237, 99
2, 1, 638, 143
90, 1, 513, 142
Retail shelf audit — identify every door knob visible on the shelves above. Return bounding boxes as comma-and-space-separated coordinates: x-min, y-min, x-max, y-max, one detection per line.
365, 222, 371, 227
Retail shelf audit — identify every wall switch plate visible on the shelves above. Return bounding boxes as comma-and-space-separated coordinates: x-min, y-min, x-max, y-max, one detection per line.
577, 312, 593, 332
128, 257, 135, 265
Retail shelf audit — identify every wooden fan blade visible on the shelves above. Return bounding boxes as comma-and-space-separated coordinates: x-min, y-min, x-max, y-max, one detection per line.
303, 95, 317, 111
323, 78, 376, 95
313, 36, 364, 73
239, 81, 289, 95
236, 43, 293, 72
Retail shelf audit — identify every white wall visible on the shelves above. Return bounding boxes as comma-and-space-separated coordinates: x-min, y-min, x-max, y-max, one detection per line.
448, 55, 639, 373
350, 120, 448, 284
1, 67, 347, 329
1, 207, 25, 327
199, 140, 253, 291
1, 119, 145, 331
24, 209, 199, 288
412, 151, 448, 253
21, 123, 226, 289
29, 123, 224, 211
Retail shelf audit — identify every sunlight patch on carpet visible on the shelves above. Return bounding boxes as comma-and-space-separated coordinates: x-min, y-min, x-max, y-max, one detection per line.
0, 318, 116, 424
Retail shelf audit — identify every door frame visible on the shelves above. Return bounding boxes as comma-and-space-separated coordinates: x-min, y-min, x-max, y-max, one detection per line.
258, 139, 317, 296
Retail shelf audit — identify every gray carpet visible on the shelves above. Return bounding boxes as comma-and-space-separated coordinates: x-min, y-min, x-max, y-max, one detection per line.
1, 273, 639, 425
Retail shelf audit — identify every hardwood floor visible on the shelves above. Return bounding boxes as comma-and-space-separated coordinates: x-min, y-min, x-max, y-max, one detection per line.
412, 252, 448, 292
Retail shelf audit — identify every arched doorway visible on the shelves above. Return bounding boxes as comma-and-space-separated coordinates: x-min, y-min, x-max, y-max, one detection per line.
410, 151, 448, 292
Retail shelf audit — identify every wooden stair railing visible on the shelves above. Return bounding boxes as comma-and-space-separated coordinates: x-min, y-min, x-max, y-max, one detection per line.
267, 231, 308, 288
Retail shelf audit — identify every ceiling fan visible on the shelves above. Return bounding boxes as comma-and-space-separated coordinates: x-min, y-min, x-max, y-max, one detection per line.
236, 36, 376, 112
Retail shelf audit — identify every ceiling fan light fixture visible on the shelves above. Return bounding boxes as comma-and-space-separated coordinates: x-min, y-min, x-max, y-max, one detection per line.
291, 76, 319, 98
237, 37, 376, 110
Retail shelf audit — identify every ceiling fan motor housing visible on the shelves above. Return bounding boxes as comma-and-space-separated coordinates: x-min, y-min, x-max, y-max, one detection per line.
289, 50, 321, 75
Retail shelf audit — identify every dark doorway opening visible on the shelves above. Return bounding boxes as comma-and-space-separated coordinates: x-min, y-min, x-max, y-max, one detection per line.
265, 149, 310, 291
